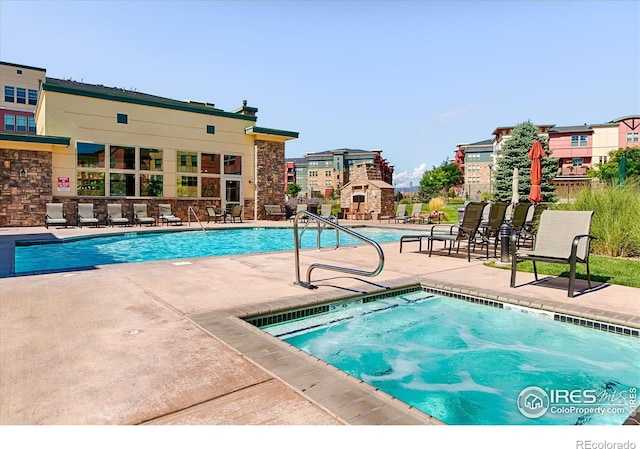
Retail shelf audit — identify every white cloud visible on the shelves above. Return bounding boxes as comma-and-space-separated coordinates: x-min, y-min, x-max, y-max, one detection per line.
393, 163, 427, 188
437, 103, 476, 125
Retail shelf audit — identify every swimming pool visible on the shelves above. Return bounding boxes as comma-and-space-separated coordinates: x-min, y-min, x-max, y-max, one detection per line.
258, 287, 639, 425
14, 226, 407, 274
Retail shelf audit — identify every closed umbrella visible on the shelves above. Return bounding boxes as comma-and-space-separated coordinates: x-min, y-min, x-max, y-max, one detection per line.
512, 167, 519, 204
528, 140, 545, 204
618, 154, 628, 186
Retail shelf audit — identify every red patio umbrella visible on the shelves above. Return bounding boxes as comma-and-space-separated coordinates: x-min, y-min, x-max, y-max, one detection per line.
528, 140, 546, 203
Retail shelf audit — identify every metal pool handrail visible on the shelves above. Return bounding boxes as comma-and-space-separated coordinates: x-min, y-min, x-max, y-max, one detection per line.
293, 210, 385, 289
187, 206, 205, 231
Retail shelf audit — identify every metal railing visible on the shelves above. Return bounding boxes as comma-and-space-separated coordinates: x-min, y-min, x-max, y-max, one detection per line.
293, 210, 385, 289
187, 206, 205, 231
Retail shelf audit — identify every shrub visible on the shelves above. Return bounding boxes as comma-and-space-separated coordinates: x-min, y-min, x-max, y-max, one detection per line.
555, 180, 640, 257
428, 197, 445, 211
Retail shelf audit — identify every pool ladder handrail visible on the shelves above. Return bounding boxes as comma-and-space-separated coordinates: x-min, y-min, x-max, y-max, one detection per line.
187, 206, 205, 232
293, 210, 385, 289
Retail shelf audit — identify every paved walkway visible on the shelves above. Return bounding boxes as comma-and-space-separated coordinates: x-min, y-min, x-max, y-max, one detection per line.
1, 220, 638, 426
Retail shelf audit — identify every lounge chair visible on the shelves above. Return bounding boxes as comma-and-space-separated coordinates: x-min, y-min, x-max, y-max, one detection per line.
133, 204, 156, 226
78, 203, 99, 228
399, 202, 486, 262
158, 204, 182, 226
354, 202, 371, 220
290, 203, 308, 222
508, 203, 532, 248
206, 206, 226, 223
510, 210, 595, 298
346, 202, 360, 220
45, 203, 67, 229
519, 203, 549, 248
107, 203, 130, 227
407, 203, 423, 223
394, 203, 409, 223
319, 203, 337, 223
264, 204, 285, 220
228, 204, 243, 223
477, 202, 509, 257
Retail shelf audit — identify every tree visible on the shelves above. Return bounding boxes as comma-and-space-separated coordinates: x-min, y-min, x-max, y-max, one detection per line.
589, 147, 640, 183
418, 160, 463, 199
494, 120, 557, 203
286, 183, 301, 198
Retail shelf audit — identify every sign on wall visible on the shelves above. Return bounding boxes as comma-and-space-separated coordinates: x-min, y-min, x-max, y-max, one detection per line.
57, 177, 70, 192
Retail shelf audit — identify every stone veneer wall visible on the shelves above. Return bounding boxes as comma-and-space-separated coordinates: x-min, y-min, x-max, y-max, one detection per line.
254, 139, 285, 220
0, 149, 53, 227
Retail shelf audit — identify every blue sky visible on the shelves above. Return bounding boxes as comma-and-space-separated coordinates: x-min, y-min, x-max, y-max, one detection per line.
2, 1, 639, 187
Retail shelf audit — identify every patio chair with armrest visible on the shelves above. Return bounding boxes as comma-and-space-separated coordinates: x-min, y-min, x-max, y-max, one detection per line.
399, 201, 486, 262
133, 204, 156, 226
158, 204, 182, 226
107, 204, 130, 227
264, 204, 285, 221
206, 206, 226, 223
394, 203, 409, 223
510, 210, 595, 298
228, 205, 243, 223
45, 203, 67, 229
78, 203, 99, 228
519, 203, 549, 248
477, 202, 509, 257
319, 203, 337, 223
508, 203, 532, 248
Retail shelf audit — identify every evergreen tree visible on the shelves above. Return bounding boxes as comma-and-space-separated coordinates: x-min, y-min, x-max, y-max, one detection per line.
494, 120, 557, 203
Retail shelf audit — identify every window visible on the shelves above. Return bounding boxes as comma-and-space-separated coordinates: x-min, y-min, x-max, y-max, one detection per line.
571, 135, 588, 147
77, 142, 106, 168
177, 176, 198, 197
206, 125, 215, 134
572, 158, 583, 166
223, 155, 242, 175
28, 116, 36, 133
4, 114, 15, 131
201, 153, 220, 174
325, 171, 332, 177
109, 173, 135, 196
140, 174, 163, 197
139, 148, 162, 171
16, 88, 26, 104
16, 115, 27, 132
201, 177, 221, 197
110, 145, 135, 169
77, 172, 105, 196
627, 132, 639, 143
4, 86, 14, 102
599, 156, 608, 165
177, 151, 198, 173
28, 89, 37, 106
116, 113, 128, 124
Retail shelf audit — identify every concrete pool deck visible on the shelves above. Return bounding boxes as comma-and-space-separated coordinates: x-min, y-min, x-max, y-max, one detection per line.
0, 220, 638, 425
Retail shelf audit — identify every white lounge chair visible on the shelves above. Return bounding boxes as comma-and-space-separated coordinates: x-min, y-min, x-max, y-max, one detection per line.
78, 203, 99, 228
45, 203, 67, 229
158, 204, 182, 226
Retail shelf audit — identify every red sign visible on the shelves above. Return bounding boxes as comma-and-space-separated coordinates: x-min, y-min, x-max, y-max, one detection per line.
57, 177, 70, 192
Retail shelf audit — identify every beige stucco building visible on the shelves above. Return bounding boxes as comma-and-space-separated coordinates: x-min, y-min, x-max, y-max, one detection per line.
1, 73, 297, 226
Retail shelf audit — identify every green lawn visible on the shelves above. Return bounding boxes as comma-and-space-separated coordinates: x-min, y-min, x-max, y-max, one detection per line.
487, 256, 640, 288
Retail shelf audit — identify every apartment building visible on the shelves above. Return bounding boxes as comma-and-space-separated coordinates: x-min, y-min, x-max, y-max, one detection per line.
455, 116, 639, 200
0, 61, 45, 135
1, 65, 298, 226
286, 148, 394, 198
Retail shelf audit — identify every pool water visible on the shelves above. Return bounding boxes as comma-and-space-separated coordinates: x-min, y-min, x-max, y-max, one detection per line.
14, 226, 407, 273
262, 290, 639, 425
